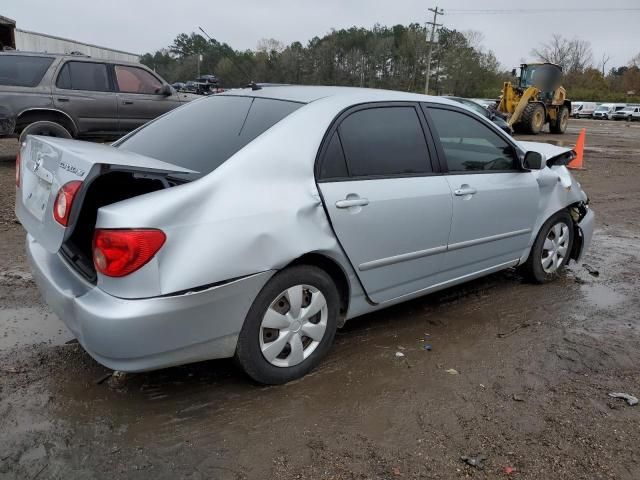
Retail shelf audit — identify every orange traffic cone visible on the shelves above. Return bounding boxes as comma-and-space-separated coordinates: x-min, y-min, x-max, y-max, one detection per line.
568, 128, 586, 170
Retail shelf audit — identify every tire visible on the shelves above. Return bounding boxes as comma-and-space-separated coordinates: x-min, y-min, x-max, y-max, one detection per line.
520, 211, 574, 284
518, 103, 545, 134
19, 120, 72, 144
235, 265, 340, 384
550, 106, 569, 134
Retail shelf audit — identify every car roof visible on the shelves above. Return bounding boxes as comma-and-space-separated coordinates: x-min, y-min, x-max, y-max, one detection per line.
220, 85, 457, 106
0, 50, 144, 68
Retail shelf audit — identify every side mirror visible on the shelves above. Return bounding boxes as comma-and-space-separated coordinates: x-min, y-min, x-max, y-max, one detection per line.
511, 68, 517, 77
523, 151, 544, 170
158, 84, 173, 96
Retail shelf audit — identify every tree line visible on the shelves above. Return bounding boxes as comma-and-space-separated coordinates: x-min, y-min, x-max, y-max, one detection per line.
141, 26, 640, 102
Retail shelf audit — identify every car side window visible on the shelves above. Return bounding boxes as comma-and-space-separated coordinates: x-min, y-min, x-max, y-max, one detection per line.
428, 107, 517, 172
115, 65, 163, 94
319, 132, 349, 179
337, 106, 432, 177
56, 61, 110, 92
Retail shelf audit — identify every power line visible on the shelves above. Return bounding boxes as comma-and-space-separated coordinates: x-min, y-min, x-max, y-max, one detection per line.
447, 8, 640, 15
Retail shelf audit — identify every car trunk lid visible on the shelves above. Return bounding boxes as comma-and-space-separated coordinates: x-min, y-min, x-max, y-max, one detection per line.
15, 136, 195, 254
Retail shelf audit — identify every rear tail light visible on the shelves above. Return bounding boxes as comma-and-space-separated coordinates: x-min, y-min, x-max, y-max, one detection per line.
53, 181, 83, 226
15, 152, 21, 187
93, 229, 166, 277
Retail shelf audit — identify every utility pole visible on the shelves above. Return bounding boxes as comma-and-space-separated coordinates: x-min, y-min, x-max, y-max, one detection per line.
424, 6, 444, 95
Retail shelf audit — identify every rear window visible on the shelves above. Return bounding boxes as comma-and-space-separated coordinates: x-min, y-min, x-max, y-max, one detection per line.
0, 55, 54, 87
117, 95, 302, 178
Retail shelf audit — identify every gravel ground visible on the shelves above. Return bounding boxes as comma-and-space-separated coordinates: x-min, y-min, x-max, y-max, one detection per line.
0, 119, 639, 479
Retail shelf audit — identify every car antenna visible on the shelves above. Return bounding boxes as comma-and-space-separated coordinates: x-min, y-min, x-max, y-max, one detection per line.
197, 26, 260, 89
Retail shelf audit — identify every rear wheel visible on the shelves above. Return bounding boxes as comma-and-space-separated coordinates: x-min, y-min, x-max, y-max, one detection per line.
235, 265, 339, 384
520, 211, 574, 284
550, 106, 569, 134
19, 120, 72, 144
519, 103, 545, 134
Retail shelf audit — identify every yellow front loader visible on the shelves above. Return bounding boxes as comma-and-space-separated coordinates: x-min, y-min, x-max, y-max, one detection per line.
498, 63, 571, 134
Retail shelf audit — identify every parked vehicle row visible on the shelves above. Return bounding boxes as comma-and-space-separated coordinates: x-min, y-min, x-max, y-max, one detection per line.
0, 51, 197, 143
572, 101, 639, 120
15, 86, 594, 384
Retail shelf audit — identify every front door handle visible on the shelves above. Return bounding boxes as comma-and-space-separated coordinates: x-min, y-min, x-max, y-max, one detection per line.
336, 197, 369, 209
454, 186, 477, 196
56, 97, 69, 102
122, 100, 134, 105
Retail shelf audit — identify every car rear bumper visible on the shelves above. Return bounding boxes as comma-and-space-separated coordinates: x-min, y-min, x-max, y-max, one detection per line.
27, 235, 275, 372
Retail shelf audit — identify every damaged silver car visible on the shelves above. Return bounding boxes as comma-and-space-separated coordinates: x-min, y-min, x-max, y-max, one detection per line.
15, 86, 594, 384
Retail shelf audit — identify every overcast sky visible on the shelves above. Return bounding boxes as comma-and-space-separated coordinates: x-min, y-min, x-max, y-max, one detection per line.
3, 0, 640, 69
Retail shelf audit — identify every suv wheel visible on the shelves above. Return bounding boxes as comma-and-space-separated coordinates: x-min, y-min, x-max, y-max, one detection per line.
235, 265, 339, 384
19, 121, 72, 144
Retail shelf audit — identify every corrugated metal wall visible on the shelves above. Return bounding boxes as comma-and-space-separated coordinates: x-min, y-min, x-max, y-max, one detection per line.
15, 29, 139, 63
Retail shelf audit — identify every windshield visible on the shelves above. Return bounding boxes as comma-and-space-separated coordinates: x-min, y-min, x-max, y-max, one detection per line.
0, 55, 54, 87
117, 95, 303, 179
595, 106, 609, 112
520, 65, 560, 90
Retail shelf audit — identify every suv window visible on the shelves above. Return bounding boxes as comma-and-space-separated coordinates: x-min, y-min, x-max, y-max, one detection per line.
117, 95, 302, 179
338, 106, 432, 177
428, 107, 517, 172
115, 65, 163, 94
56, 61, 111, 92
0, 55, 54, 87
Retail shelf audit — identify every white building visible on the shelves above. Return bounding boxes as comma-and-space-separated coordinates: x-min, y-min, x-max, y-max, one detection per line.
1, 15, 140, 63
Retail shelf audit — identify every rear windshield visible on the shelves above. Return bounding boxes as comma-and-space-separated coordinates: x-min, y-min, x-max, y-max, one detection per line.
0, 55, 54, 87
117, 95, 302, 179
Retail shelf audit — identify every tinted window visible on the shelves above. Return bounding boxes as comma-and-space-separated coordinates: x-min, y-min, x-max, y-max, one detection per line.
57, 61, 110, 92
117, 96, 302, 179
338, 107, 431, 177
428, 108, 517, 172
0, 55, 53, 87
115, 65, 163, 94
319, 132, 348, 179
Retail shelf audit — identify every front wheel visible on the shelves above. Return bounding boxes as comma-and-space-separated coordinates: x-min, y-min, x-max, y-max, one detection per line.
235, 265, 339, 384
520, 211, 574, 284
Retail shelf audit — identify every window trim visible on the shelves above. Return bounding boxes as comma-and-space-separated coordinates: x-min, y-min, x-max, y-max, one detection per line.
421, 102, 526, 175
54, 60, 115, 93
112, 64, 165, 95
315, 101, 441, 183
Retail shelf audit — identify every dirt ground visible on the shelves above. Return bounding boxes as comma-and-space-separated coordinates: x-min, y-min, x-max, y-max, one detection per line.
1, 119, 639, 479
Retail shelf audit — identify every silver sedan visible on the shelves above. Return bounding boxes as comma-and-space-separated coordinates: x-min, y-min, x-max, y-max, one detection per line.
16, 86, 594, 384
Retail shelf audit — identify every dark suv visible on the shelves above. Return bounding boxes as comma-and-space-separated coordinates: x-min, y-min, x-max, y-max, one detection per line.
0, 51, 196, 142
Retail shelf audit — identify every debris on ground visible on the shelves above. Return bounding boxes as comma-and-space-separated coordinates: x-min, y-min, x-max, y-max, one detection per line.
395, 351, 405, 358
512, 393, 524, 402
608, 392, 638, 406
445, 368, 459, 375
460, 454, 486, 469
503, 466, 516, 474
583, 263, 600, 277
107, 371, 129, 389
392, 466, 401, 476
423, 344, 432, 351
497, 323, 531, 338
95, 372, 113, 385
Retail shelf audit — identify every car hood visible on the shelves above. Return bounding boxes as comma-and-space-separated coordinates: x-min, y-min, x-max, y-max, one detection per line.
517, 140, 573, 162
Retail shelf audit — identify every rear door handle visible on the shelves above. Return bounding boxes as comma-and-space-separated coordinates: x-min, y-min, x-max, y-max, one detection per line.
336, 198, 369, 209
454, 187, 477, 196
122, 100, 134, 105
56, 97, 69, 102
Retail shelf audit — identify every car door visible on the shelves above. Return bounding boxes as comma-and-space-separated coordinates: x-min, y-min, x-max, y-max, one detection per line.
113, 64, 181, 132
317, 103, 453, 304
424, 104, 539, 278
53, 60, 118, 135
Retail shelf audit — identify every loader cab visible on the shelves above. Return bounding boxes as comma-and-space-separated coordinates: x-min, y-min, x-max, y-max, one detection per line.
518, 63, 563, 94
